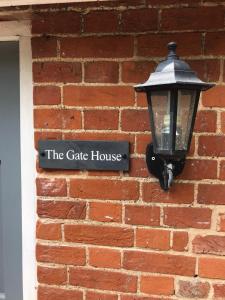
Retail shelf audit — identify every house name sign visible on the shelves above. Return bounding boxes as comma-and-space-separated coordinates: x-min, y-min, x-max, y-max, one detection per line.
39, 140, 129, 171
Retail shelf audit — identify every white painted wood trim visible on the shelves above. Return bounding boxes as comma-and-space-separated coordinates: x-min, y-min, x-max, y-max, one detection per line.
0, 21, 36, 300
0, 0, 109, 7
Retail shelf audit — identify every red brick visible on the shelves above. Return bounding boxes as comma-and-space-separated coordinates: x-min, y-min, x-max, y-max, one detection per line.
194, 110, 217, 133
38, 266, 67, 285
36, 244, 85, 265
89, 248, 121, 269
149, 0, 202, 4
69, 268, 137, 293
64, 224, 134, 247
34, 131, 62, 150
218, 213, 225, 232
143, 183, 194, 204
179, 159, 217, 180
121, 9, 158, 32
89, 202, 122, 223
64, 86, 134, 107
32, 11, 81, 34
137, 33, 202, 57
32, 37, 57, 58
137, 93, 148, 107
123, 250, 196, 276
136, 228, 170, 250
61, 36, 134, 58
36, 178, 67, 197
161, 7, 224, 31
36, 220, 61, 240
199, 257, 225, 279
122, 61, 155, 84
187, 59, 220, 83
221, 112, 225, 133
85, 61, 119, 83
198, 184, 225, 205
70, 179, 139, 200
172, 232, 188, 252
33, 62, 82, 83
37, 200, 86, 219
125, 205, 160, 226
214, 284, 225, 299
198, 136, 225, 156
136, 134, 152, 154
121, 296, 164, 300
140, 275, 174, 296
202, 86, 225, 108
121, 109, 150, 132
84, 11, 118, 33
86, 291, 118, 300
38, 286, 82, 300
193, 235, 225, 256
163, 207, 212, 229
219, 161, 225, 180
178, 280, 210, 299
33, 86, 61, 105
84, 109, 119, 130
129, 158, 148, 178
205, 32, 225, 56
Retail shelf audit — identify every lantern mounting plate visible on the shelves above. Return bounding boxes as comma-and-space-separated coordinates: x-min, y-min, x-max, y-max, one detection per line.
146, 143, 185, 191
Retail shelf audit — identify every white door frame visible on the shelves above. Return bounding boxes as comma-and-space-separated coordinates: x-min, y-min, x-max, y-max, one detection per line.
0, 21, 36, 300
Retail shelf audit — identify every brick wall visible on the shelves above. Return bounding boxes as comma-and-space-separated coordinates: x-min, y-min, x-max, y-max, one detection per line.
33, 1, 225, 299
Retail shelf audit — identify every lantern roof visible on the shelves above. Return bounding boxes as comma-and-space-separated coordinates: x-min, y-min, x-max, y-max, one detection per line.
135, 42, 214, 92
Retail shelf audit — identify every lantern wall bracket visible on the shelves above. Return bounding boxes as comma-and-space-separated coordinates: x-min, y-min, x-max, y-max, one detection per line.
146, 143, 185, 191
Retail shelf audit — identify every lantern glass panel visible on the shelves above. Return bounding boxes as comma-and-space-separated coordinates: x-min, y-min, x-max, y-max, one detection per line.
175, 89, 196, 150
151, 90, 170, 151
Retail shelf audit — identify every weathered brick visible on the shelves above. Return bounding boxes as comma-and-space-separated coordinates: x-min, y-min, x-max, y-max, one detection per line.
140, 275, 174, 296
143, 182, 194, 204
89, 202, 122, 223
198, 136, 225, 156
33, 86, 61, 105
178, 280, 210, 299
179, 159, 217, 180
123, 250, 196, 276
61, 36, 134, 58
33, 62, 82, 83
84, 10, 119, 33
202, 86, 225, 108
38, 286, 83, 300
84, 109, 119, 130
70, 179, 139, 200
136, 228, 170, 250
32, 37, 57, 58
32, 11, 81, 34
34, 131, 62, 150
199, 258, 225, 279
121, 9, 158, 32
213, 284, 225, 299
161, 7, 224, 31
36, 220, 61, 240
121, 109, 150, 132
129, 158, 149, 178
69, 268, 137, 293
194, 110, 217, 132
172, 232, 188, 252
193, 235, 225, 256
36, 178, 67, 197
86, 291, 118, 300
220, 161, 225, 180
218, 213, 225, 232
187, 59, 220, 83
38, 266, 67, 285
163, 207, 212, 229
89, 247, 121, 269
198, 184, 225, 205
85, 61, 119, 83
125, 205, 160, 226
37, 200, 86, 219
205, 32, 225, 56
64, 224, 134, 247
64, 86, 134, 107
36, 244, 85, 265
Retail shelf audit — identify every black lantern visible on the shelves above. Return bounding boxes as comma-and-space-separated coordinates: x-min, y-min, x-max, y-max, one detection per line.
135, 42, 214, 191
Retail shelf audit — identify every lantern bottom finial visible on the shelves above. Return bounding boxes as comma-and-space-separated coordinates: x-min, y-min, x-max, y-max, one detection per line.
146, 144, 185, 191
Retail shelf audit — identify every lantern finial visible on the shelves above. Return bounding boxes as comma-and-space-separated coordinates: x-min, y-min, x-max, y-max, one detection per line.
167, 42, 178, 59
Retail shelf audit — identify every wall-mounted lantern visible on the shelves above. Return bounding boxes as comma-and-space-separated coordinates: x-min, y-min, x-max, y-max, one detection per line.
135, 42, 214, 191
